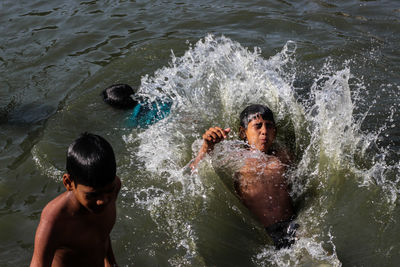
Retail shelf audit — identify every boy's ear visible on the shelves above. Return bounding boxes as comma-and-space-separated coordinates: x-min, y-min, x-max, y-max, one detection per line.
239, 126, 246, 140
63, 174, 74, 191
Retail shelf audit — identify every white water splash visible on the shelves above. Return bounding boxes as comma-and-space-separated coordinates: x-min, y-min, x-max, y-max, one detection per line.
119, 35, 399, 266
31, 145, 63, 180
123, 35, 349, 265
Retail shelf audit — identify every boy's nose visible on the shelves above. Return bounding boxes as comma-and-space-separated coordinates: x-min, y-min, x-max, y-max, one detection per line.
260, 124, 267, 134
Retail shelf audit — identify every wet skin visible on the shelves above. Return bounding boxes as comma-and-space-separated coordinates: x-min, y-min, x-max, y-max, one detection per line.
236, 154, 293, 227
30, 175, 121, 267
191, 115, 294, 227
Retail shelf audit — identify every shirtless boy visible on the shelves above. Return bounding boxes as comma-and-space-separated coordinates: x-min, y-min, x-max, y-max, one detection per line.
31, 133, 121, 266
191, 104, 297, 249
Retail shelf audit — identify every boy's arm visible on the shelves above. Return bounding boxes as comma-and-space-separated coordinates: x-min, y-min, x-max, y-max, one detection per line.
104, 236, 117, 267
105, 178, 120, 267
30, 209, 58, 267
190, 127, 230, 170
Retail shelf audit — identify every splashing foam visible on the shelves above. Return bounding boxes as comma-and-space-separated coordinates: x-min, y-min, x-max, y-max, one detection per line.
31, 145, 63, 180
121, 34, 397, 266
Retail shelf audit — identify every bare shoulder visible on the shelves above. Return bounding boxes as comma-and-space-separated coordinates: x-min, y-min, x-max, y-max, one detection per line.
31, 193, 70, 266
40, 192, 70, 223
34, 195, 66, 245
38, 191, 82, 234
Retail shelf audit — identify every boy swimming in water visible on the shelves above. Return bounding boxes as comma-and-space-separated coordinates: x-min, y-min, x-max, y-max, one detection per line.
30, 133, 121, 266
102, 83, 171, 128
190, 104, 297, 249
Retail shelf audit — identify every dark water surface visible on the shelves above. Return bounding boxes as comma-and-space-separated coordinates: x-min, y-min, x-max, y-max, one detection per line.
1, 1, 399, 266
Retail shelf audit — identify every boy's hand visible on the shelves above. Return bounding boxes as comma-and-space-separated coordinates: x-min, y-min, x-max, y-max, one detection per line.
202, 127, 231, 152
190, 127, 230, 171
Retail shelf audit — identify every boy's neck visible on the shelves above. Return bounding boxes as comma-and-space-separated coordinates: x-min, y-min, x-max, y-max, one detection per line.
66, 191, 91, 216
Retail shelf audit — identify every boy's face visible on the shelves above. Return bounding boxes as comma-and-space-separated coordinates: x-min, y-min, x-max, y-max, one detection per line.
67, 176, 119, 214
243, 115, 276, 153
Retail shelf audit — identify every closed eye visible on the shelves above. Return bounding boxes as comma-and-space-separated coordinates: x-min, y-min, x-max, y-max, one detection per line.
266, 123, 275, 128
86, 184, 116, 199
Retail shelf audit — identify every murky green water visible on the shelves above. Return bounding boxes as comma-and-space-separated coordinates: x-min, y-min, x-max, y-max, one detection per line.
1, 1, 399, 266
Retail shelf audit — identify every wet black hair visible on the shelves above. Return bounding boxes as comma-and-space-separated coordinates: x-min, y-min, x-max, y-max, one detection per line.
66, 132, 116, 188
102, 84, 138, 109
239, 104, 275, 129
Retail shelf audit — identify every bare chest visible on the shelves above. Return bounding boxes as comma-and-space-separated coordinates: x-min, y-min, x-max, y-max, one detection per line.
237, 158, 287, 195
54, 207, 116, 265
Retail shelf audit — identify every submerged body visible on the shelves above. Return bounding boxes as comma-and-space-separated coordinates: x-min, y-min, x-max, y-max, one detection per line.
102, 83, 172, 129
127, 99, 171, 128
